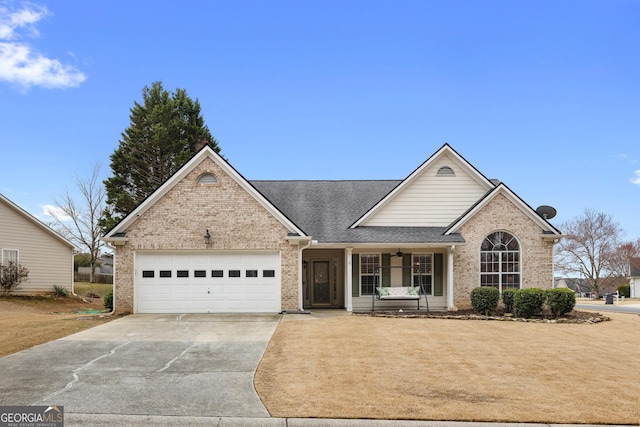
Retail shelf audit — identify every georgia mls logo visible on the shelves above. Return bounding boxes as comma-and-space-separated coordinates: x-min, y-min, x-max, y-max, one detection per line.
0, 405, 64, 427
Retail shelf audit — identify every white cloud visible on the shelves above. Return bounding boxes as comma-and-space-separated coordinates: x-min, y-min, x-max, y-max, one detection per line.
42, 204, 73, 221
0, 2, 46, 39
631, 170, 640, 186
0, 2, 86, 90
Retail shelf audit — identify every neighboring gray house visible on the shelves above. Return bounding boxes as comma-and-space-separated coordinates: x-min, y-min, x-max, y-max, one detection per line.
555, 277, 593, 297
103, 144, 562, 314
629, 257, 640, 298
0, 194, 75, 294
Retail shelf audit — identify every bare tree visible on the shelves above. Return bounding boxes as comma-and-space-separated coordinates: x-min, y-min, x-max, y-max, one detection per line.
49, 164, 105, 283
610, 238, 640, 280
0, 262, 29, 294
555, 208, 625, 298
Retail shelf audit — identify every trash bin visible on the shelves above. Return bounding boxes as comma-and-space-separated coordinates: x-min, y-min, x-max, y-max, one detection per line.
605, 293, 613, 304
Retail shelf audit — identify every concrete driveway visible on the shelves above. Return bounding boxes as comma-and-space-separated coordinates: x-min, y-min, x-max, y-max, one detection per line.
0, 314, 280, 420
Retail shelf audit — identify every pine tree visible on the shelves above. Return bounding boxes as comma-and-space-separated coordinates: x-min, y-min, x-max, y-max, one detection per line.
101, 81, 220, 231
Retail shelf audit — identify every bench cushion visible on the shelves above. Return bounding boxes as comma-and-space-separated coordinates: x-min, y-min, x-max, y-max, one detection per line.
376, 286, 420, 299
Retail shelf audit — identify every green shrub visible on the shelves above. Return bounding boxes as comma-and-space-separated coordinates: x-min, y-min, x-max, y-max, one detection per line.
514, 288, 546, 318
0, 262, 29, 295
52, 284, 68, 298
502, 288, 518, 313
617, 284, 630, 298
546, 288, 576, 318
470, 286, 500, 315
104, 290, 113, 311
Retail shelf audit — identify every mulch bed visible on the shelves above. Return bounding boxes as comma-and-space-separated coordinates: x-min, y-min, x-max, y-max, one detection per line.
356, 308, 609, 323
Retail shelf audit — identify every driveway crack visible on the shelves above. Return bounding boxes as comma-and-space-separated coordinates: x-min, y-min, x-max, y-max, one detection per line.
157, 342, 198, 372
38, 342, 130, 403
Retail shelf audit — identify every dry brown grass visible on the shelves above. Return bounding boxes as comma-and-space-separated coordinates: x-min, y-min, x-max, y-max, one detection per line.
0, 295, 113, 357
255, 311, 640, 424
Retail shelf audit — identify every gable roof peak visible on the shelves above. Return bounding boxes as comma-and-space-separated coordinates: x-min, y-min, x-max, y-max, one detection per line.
350, 143, 495, 228
103, 146, 306, 239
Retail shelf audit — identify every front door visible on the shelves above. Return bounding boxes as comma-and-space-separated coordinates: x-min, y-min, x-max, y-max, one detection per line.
311, 260, 331, 306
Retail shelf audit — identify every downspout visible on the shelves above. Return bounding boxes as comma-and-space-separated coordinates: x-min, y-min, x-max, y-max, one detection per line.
71, 249, 79, 297
298, 238, 313, 311
102, 242, 116, 316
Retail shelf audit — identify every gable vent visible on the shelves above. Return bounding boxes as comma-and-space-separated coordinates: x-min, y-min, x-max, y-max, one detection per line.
197, 173, 218, 184
437, 166, 455, 176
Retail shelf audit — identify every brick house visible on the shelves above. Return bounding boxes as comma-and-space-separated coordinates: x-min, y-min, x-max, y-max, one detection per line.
103, 144, 561, 314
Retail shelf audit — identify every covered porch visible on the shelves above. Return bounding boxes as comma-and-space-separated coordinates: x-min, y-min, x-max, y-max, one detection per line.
301, 246, 457, 312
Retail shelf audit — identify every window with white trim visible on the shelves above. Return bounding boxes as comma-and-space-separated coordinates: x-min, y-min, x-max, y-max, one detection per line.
360, 253, 380, 296
480, 231, 520, 292
2, 249, 18, 265
412, 253, 433, 295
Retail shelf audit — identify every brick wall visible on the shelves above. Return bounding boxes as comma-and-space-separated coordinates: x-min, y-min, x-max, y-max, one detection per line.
113, 157, 300, 313
453, 193, 556, 309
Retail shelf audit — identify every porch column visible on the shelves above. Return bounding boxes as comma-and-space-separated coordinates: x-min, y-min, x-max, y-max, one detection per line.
345, 247, 353, 312
447, 246, 455, 310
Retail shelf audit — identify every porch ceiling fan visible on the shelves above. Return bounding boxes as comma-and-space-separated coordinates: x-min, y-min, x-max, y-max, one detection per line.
394, 250, 404, 258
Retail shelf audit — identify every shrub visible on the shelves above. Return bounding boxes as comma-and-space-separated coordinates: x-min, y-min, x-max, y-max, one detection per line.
546, 288, 576, 318
52, 284, 68, 298
0, 262, 29, 295
617, 284, 630, 298
502, 288, 518, 313
104, 290, 113, 311
470, 286, 500, 315
514, 288, 546, 318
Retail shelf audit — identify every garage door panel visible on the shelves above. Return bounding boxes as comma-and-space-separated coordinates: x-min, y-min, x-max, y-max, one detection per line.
135, 252, 281, 314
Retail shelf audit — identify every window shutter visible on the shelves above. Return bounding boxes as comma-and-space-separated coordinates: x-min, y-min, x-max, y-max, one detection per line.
402, 254, 411, 286
382, 254, 391, 286
352, 254, 359, 297
434, 253, 444, 296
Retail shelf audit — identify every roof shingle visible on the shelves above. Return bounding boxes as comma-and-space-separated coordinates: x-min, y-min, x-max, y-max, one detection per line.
250, 180, 464, 244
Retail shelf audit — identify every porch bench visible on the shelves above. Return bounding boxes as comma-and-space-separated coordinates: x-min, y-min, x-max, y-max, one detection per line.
374, 286, 422, 310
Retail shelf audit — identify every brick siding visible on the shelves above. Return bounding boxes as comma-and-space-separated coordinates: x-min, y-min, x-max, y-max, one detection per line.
113, 157, 299, 313
453, 193, 556, 309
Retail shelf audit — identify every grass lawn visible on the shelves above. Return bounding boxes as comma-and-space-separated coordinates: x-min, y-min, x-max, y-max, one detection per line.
0, 283, 114, 358
255, 310, 640, 424
73, 282, 113, 298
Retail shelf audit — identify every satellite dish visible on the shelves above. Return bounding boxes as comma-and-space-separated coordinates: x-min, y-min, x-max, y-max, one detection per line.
536, 205, 557, 220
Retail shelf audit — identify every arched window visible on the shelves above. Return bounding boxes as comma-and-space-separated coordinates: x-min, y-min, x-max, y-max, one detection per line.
197, 173, 218, 185
480, 231, 520, 291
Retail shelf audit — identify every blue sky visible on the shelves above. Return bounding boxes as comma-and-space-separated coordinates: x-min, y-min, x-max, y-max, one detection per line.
1, 0, 639, 239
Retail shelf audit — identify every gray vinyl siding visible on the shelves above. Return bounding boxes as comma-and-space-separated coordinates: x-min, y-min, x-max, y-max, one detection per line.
0, 199, 74, 293
362, 153, 490, 227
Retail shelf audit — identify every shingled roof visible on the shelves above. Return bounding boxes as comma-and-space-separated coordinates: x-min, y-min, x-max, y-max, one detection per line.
250, 180, 466, 244
630, 257, 640, 277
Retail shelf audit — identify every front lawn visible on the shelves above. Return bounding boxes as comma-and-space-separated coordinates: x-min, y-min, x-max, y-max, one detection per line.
255, 310, 640, 424
0, 283, 114, 357
74, 282, 113, 298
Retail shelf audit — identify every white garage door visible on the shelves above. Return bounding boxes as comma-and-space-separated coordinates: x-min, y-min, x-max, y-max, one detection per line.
135, 252, 281, 313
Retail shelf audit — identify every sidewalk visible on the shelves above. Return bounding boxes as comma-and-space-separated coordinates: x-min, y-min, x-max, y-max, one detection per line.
576, 297, 640, 306
65, 414, 634, 427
